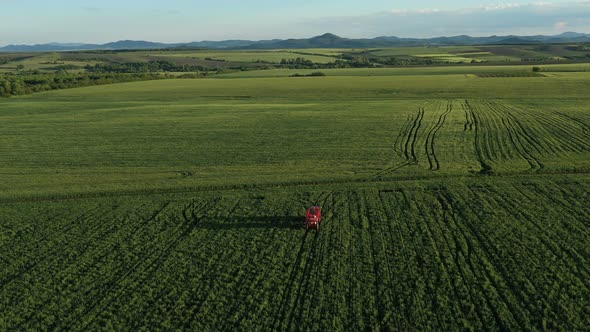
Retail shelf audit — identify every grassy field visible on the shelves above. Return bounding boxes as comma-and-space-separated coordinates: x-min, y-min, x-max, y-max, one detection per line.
217, 63, 590, 78
1, 65, 589, 330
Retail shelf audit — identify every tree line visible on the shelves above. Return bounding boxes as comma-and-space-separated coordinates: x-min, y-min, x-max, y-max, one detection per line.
0, 72, 169, 97
0, 59, 219, 98
279, 57, 377, 69
85, 60, 208, 73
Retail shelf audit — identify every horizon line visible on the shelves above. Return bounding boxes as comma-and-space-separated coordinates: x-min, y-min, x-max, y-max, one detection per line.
1, 31, 589, 48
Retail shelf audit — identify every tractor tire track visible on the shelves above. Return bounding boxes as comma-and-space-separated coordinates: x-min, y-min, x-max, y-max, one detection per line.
466, 101, 493, 174
274, 230, 313, 330
0, 205, 111, 291
355, 192, 383, 329
370, 106, 426, 181
73, 199, 220, 331
518, 105, 590, 152
10, 204, 145, 330
480, 182, 587, 305
175, 198, 249, 329
462, 101, 474, 131
555, 112, 590, 136
486, 100, 548, 167
0, 208, 70, 250
436, 190, 521, 330
504, 114, 545, 170
519, 109, 590, 155
368, 193, 402, 329
425, 102, 452, 171
482, 101, 517, 161
527, 110, 590, 151
290, 211, 321, 322
434, 192, 500, 331
403, 108, 424, 162
500, 117, 540, 170
49, 203, 173, 330
0, 206, 98, 256
531, 182, 590, 222
410, 108, 424, 164
453, 187, 534, 330
512, 183, 590, 244
306, 192, 336, 324
403, 112, 419, 161
369, 198, 395, 329
394, 114, 414, 158
485, 185, 590, 286
368, 161, 414, 181
346, 192, 361, 329
396, 190, 435, 327
68, 202, 193, 330
291, 192, 332, 328
410, 193, 469, 330
377, 191, 412, 330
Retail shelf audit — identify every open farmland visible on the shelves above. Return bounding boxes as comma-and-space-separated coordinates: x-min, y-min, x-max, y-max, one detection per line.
366, 44, 590, 63
3, 43, 590, 75
143, 50, 339, 64
0, 52, 105, 73
1, 66, 589, 330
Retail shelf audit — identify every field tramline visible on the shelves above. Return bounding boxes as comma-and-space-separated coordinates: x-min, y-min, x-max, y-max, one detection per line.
381, 99, 590, 178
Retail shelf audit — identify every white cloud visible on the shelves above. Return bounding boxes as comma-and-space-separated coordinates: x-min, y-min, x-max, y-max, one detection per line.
554, 21, 569, 30
389, 8, 441, 15
300, 1, 590, 38
480, 3, 525, 11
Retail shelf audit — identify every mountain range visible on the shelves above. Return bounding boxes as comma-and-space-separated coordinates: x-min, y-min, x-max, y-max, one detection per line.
1, 32, 589, 52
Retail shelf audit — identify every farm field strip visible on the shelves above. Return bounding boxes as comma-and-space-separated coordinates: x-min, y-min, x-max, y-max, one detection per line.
148, 51, 338, 64
1, 178, 588, 330
3, 91, 588, 200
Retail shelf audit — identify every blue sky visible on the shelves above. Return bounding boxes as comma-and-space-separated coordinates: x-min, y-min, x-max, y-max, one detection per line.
1, 0, 589, 45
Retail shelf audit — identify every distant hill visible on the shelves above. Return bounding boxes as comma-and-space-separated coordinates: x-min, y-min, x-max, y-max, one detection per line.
101, 40, 171, 49
2, 32, 589, 52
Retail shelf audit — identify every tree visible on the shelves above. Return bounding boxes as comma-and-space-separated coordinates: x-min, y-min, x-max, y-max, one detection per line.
16, 64, 25, 71
1, 80, 11, 96
11, 80, 25, 95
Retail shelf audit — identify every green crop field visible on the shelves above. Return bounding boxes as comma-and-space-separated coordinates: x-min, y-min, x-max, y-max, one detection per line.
369, 46, 477, 56
0, 53, 104, 73
367, 44, 586, 63
1, 64, 589, 330
215, 64, 590, 78
143, 50, 339, 64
